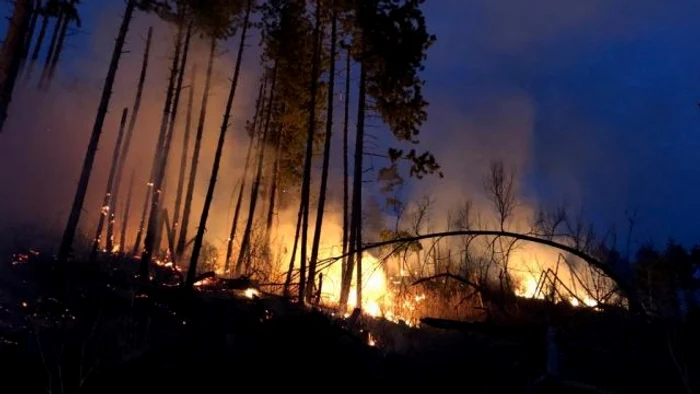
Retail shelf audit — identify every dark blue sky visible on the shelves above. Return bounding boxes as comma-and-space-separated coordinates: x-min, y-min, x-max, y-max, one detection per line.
419, 0, 700, 246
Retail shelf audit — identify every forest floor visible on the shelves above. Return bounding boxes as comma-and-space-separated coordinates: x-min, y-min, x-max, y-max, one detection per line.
0, 253, 695, 394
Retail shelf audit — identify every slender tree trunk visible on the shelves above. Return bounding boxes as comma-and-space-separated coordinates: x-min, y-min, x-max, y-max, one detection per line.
263, 128, 281, 252
0, 0, 32, 133
177, 36, 216, 256
341, 45, 351, 280
38, 10, 62, 89
171, 64, 196, 247
306, 6, 336, 302
224, 79, 265, 273
283, 198, 304, 297
119, 169, 135, 253
298, 0, 322, 303
90, 107, 129, 259
21, 0, 40, 66
41, 10, 69, 89
58, 0, 135, 261
235, 65, 276, 277
24, 11, 47, 82
151, 22, 192, 257
339, 57, 367, 311
139, 24, 184, 278
108, 26, 152, 253
187, 0, 251, 288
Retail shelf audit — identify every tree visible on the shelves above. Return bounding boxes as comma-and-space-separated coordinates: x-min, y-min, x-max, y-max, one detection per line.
306, 1, 337, 302
171, 64, 196, 247
176, 0, 242, 256
186, 0, 252, 288
107, 26, 153, 254
139, 20, 185, 277
339, 0, 437, 310
224, 79, 265, 273
90, 107, 129, 259
0, 0, 33, 133
58, 0, 137, 262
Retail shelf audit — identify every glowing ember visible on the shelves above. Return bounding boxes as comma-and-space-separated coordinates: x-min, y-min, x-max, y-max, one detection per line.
367, 333, 376, 347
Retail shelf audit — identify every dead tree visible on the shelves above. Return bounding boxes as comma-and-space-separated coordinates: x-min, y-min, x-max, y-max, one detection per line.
187, 0, 252, 288
119, 169, 136, 252
140, 21, 187, 278
306, 4, 337, 301
0, 0, 33, 133
224, 79, 265, 273
90, 107, 129, 259
171, 64, 196, 248
176, 37, 216, 256
58, 0, 136, 262
298, 0, 322, 303
236, 65, 276, 277
108, 26, 153, 254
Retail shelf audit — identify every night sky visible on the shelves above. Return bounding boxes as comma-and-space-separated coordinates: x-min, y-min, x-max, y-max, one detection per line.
3, 0, 700, 250
420, 0, 700, 247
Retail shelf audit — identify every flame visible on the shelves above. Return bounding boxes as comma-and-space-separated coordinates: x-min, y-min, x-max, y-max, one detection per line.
244, 288, 259, 299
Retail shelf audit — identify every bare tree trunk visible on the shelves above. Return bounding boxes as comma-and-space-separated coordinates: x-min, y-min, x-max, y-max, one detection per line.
283, 199, 303, 297
119, 169, 135, 253
224, 79, 265, 273
341, 45, 350, 280
263, 128, 281, 253
187, 0, 251, 288
306, 5, 336, 302
151, 22, 192, 257
108, 26, 152, 254
176, 36, 216, 256
41, 10, 69, 89
58, 0, 135, 261
0, 0, 32, 133
38, 10, 62, 89
171, 64, 196, 247
23, 10, 47, 82
339, 57, 366, 311
139, 24, 184, 278
90, 107, 129, 259
236, 65, 276, 276
21, 0, 40, 68
298, 0, 323, 303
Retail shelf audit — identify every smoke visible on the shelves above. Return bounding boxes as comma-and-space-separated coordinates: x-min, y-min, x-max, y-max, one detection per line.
0, 4, 260, 256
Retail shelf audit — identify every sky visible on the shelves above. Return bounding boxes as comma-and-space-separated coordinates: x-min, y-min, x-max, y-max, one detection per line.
418, 0, 700, 247
1, 0, 700, 254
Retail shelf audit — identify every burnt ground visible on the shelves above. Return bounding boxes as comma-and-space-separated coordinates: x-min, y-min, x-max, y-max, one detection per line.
0, 255, 697, 394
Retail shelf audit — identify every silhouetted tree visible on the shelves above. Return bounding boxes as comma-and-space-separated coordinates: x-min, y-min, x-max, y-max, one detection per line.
0, 0, 33, 133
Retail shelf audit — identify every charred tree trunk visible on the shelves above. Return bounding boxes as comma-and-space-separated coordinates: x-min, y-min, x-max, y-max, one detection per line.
263, 128, 282, 252
176, 36, 216, 256
90, 107, 129, 259
171, 64, 196, 248
38, 10, 62, 89
298, 0, 323, 303
139, 24, 184, 278
152, 22, 192, 257
339, 57, 367, 311
341, 45, 351, 280
0, 0, 33, 132
306, 5, 336, 302
108, 26, 152, 254
224, 79, 265, 273
235, 65, 276, 277
187, 0, 251, 288
41, 10, 69, 89
58, 0, 135, 262
23, 10, 47, 82
119, 169, 135, 253
21, 0, 40, 67
283, 199, 304, 297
